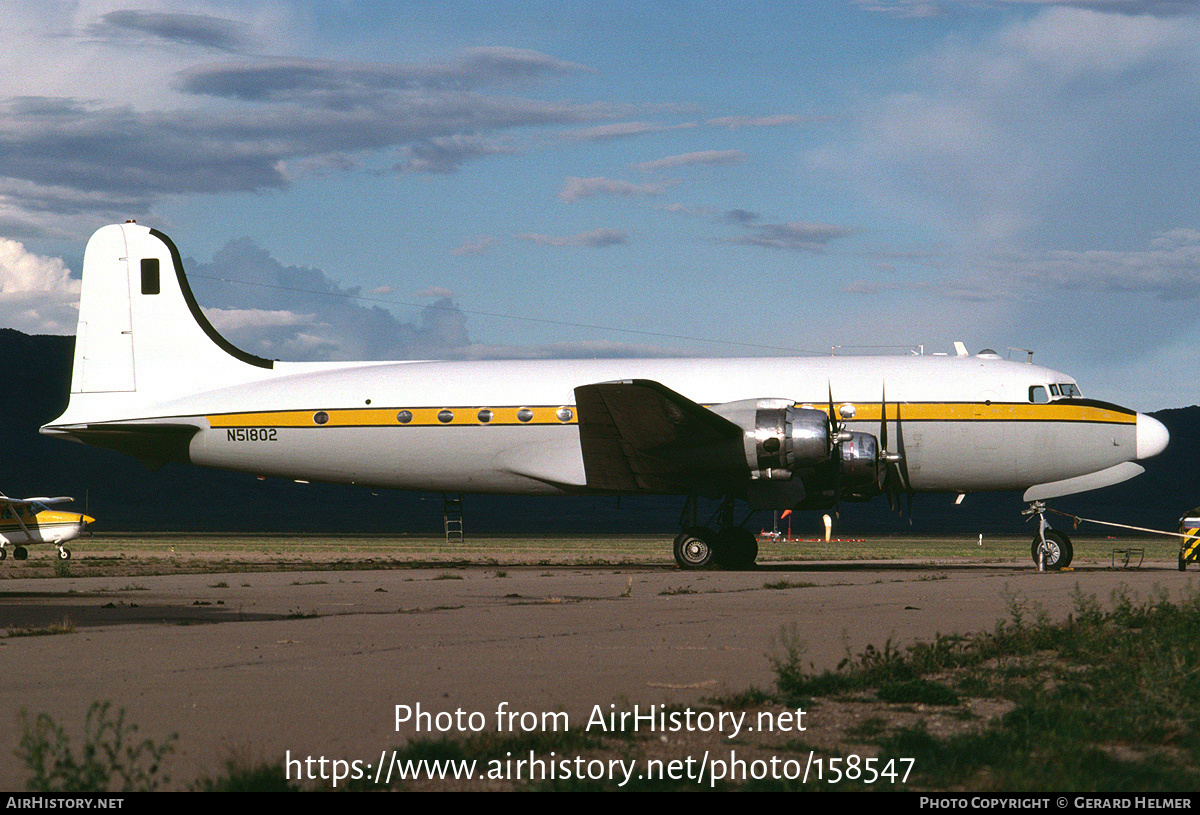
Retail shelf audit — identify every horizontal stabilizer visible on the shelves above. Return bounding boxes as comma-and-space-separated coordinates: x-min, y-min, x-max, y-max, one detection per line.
45, 423, 200, 471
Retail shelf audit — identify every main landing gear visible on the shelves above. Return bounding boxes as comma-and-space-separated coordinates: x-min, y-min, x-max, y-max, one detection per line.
1024, 501, 1073, 570
673, 496, 759, 570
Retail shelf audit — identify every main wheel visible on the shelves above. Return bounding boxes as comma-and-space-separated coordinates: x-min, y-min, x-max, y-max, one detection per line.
0, 547, 6, 561
674, 527, 716, 569
1031, 530, 1072, 569
13, 546, 28, 561
714, 528, 758, 569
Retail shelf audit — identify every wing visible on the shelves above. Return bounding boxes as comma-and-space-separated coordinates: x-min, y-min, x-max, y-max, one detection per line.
573, 379, 746, 494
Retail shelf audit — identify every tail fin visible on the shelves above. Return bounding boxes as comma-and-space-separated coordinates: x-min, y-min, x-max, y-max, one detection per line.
70, 222, 273, 401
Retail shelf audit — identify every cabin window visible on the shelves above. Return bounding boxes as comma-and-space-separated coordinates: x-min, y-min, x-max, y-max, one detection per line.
397, 411, 412, 424
517, 408, 534, 423
556, 407, 573, 422
141, 258, 160, 295
478, 409, 494, 423
313, 411, 329, 425
437, 410, 454, 423
1029, 386, 1048, 404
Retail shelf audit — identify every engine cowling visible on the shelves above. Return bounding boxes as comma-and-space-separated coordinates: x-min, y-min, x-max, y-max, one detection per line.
712, 398, 886, 508
837, 430, 887, 500
746, 403, 833, 480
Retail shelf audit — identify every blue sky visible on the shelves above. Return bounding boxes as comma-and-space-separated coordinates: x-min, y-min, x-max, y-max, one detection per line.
1, 0, 1197, 410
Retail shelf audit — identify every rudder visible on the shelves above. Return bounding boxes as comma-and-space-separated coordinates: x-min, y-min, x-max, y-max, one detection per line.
71, 222, 273, 401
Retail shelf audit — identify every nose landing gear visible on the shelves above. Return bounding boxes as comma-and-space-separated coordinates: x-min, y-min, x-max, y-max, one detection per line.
1025, 501, 1073, 570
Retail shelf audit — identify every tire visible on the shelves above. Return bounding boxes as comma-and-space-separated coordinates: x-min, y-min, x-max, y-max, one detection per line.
674, 527, 716, 569
59, 548, 71, 560
14, 546, 28, 561
714, 528, 758, 569
1031, 530, 1072, 569
0, 548, 6, 561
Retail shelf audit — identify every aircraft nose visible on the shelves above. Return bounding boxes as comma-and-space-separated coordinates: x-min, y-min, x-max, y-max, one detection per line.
1136, 413, 1169, 460
81, 515, 95, 526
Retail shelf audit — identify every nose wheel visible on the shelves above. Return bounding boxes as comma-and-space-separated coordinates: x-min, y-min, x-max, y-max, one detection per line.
1025, 501, 1073, 570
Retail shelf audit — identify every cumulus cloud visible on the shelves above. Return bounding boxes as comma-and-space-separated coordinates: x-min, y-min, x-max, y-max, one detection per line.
724, 221, 852, 252
853, 1, 1190, 16
557, 177, 670, 203
812, 7, 1200, 247
704, 114, 813, 128
450, 237, 496, 257
98, 11, 252, 51
516, 229, 628, 248
558, 121, 683, 143
631, 150, 744, 172
177, 47, 591, 104
187, 237, 471, 360
964, 228, 1200, 302
0, 238, 81, 334
0, 33, 618, 225
396, 136, 518, 174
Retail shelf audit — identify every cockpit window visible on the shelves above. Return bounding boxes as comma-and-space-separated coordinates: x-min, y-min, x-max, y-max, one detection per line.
1049, 384, 1060, 397
1059, 383, 1081, 398
1029, 386, 1048, 404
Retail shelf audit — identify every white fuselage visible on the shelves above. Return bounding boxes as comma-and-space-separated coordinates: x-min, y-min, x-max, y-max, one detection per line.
40, 223, 1170, 511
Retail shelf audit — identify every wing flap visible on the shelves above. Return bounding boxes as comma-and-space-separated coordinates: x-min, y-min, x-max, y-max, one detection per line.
573, 379, 744, 493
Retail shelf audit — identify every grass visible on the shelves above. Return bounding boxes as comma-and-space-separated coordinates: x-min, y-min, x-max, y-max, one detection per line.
17, 702, 177, 792
770, 584, 1200, 791
6, 616, 76, 637
18, 585, 1198, 791
2, 531, 1184, 580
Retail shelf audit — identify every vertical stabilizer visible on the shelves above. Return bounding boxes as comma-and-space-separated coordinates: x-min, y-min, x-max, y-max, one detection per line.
70, 222, 274, 402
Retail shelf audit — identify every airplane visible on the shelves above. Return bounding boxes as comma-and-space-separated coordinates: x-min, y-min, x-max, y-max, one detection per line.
0, 493, 94, 561
40, 221, 1170, 570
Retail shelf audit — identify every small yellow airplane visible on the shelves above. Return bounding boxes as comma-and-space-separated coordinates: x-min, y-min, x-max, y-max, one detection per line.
41, 222, 1170, 570
0, 494, 94, 561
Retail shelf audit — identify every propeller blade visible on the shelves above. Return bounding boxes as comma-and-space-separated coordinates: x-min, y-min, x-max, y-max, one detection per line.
879, 383, 889, 453
828, 381, 841, 516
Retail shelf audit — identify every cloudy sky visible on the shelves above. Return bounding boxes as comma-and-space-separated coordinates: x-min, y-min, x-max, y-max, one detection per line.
2, 0, 1198, 410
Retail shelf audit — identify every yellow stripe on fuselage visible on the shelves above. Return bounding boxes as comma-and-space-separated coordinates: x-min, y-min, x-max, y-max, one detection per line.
830, 402, 1136, 424
206, 401, 1135, 429
208, 405, 577, 428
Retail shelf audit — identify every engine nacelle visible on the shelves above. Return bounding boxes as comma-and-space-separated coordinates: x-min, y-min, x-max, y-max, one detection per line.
711, 399, 832, 480
712, 398, 887, 509
837, 430, 887, 500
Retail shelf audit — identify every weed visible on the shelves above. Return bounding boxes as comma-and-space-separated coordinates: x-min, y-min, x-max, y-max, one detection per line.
659, 585, 698, 596
845, 716, 889, 739
7, 616, 76, 637
762, 580, 816, 590
704, 686, 775, 709
191, 760, 299, 791
876, 679, 960, 706
772, 587, 1200, 790
208, 581, 228, 588
17, 702, 177, 792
